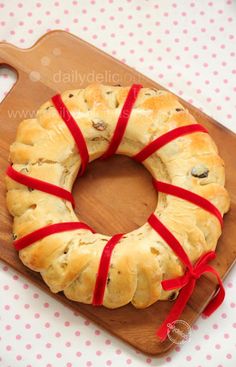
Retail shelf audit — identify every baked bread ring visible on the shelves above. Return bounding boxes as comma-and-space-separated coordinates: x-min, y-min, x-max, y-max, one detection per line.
5, 84, 230, 309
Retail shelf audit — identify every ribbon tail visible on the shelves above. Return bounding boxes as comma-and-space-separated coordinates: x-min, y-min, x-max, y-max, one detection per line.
202, 266, 225, 316
156, 279, 195, 341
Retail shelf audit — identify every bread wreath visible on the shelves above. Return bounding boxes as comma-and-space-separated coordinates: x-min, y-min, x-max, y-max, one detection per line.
5, 84, 230, 337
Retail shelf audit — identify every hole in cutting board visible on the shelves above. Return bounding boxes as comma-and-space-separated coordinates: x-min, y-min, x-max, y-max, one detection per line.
72, 155, 158, 236
0, 67, 17, 103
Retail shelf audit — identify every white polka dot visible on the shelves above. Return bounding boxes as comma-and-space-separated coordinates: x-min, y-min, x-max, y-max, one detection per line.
41, 56, 51, 66
29, 71, 41, 82
53, 47, 61, 56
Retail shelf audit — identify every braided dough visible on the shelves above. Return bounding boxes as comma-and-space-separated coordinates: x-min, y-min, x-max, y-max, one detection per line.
5, 84, 230, 308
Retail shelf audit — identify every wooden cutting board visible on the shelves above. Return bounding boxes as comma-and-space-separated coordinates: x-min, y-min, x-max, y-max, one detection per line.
0, 31, 235, 356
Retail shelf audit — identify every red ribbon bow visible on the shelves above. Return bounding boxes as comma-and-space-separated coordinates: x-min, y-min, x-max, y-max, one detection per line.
148, 213, 225, 341
157, 250, 225, 340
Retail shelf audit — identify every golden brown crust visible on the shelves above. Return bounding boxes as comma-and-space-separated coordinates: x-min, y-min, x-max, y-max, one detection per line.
5, 84, 230, 308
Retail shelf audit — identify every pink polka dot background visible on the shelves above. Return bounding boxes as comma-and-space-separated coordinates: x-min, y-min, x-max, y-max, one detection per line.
0, 1, 236, 366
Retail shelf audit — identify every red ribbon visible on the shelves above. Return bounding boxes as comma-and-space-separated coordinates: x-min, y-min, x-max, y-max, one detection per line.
148, 213, 225, 341
92, 233, 123, 305
6, 166, 75, 208
13, 222, 94, 251
52, 94, 89, 175
101, 84, 142, 159
153, 179, 223, 227
133, 124, 208, 162
9, 86, 225, 338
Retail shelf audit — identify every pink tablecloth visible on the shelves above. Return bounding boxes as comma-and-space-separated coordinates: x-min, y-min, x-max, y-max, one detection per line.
0, 1, 236, 366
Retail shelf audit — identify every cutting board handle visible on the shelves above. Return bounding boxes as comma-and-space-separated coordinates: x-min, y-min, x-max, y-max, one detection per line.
0, 42, 21, 72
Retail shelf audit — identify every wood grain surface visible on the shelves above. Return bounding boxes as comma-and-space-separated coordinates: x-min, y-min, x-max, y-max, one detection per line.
0, 31, 235, 355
